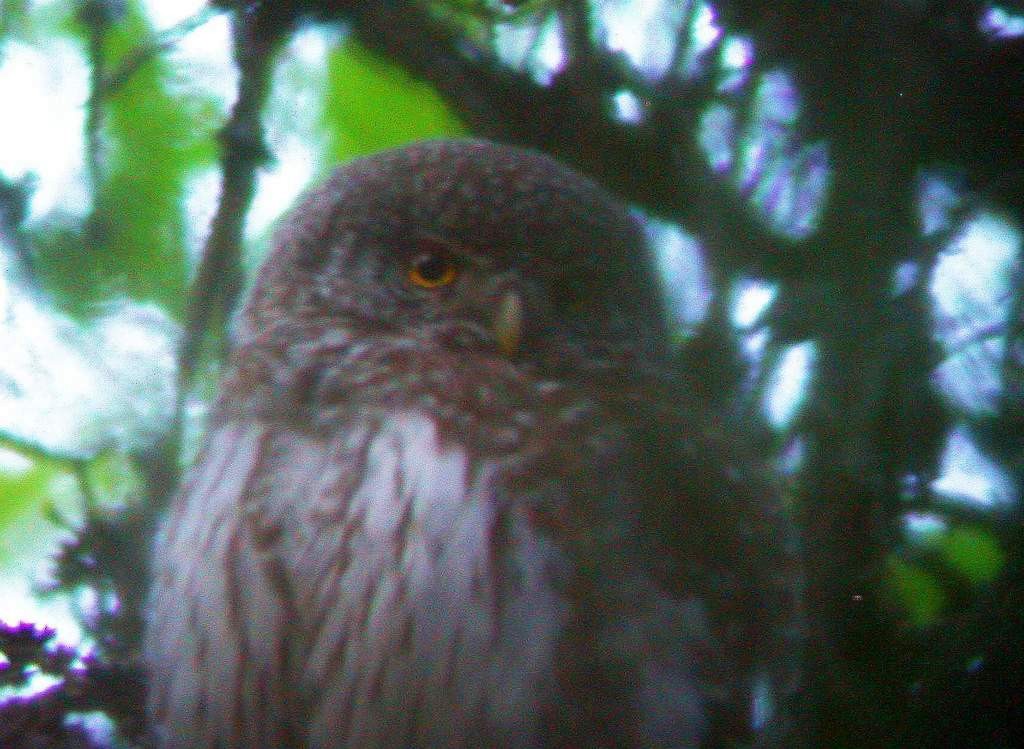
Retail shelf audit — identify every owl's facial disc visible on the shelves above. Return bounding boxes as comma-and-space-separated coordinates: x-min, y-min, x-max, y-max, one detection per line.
391, 236, 619, 363
251, 141, 669, 364
400, 245, 525, 358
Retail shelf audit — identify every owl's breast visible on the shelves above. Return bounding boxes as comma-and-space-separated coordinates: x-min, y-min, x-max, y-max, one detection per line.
242, 410, 574, 748
196, 333, 725, 747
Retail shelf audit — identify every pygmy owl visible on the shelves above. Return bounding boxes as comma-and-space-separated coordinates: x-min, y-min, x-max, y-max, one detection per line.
145, 139, 802, 747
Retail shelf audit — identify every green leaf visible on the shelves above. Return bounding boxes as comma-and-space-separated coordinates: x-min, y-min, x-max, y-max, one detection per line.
322, 36, 466, 164
940, 526, 1005, 585
0, 456, 50, 519
36, 0, 219, 318
0, 0, 30, 40
84, 450, 144, 509
0, 453, 64, 563
885, 555, 946, 628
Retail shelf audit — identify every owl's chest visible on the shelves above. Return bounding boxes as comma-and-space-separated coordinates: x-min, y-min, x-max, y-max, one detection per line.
218, 333, 663, 744
241, 408, 603, 748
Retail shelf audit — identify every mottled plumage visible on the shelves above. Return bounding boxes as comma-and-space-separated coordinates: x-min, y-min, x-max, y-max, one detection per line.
145, 139, 802, 748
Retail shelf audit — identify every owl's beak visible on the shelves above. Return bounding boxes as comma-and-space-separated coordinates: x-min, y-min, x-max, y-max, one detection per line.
493, 290, 523, 357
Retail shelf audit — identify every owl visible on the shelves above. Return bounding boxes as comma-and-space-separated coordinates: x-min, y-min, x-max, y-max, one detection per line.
145, 139, 802, 748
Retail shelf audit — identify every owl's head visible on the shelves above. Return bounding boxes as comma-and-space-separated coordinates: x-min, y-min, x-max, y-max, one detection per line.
243, 140, 668, 366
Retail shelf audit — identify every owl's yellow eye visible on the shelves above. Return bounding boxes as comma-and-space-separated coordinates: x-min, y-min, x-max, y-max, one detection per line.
408, 253, 458, 288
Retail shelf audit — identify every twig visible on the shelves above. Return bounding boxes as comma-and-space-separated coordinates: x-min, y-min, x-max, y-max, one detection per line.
79, 3, 110, 195
71, 460, 99, 510
999, 258, 1024, 412
176, 7, 289, 390
0, 430, 82, 465
0, 173, 33, 272
99, 6, 223, 99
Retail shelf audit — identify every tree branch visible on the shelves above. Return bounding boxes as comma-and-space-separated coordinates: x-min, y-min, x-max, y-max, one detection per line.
177, 7, 288, 389
99, 5, 223, 99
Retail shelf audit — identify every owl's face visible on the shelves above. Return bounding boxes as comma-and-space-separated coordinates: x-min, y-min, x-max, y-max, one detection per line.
246, 140, 668, 367
332, 229, 552, 358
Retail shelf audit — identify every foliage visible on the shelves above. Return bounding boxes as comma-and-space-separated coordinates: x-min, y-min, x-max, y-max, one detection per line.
0, 0, 1021, 746
323, 36, 466, 164
0, 621, 145, 748
41, 1, 218, 317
